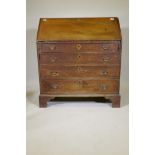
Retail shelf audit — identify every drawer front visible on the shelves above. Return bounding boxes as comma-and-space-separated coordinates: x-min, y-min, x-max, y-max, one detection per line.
40, 79, 119, 94
40, 43, 119, 53
39, 53, 120, 65
40, 65, 120, 78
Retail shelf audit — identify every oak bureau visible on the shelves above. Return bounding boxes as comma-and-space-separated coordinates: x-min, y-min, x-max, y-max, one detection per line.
37, 17, 122, 108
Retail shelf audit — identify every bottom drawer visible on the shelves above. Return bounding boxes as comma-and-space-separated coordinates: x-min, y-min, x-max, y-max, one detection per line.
40, 79, 119, 94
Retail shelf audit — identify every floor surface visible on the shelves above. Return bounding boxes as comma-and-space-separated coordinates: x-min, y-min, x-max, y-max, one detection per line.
27, 86, 128, 155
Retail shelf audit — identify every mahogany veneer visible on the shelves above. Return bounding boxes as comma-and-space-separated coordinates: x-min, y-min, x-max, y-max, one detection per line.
37, 17, 122, 107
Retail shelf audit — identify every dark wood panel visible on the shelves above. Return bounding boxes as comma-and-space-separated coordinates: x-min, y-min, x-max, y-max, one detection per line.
40, 79, 119, 94
40, 43, 119, 53
40, 65, 120, 78
39, 52, 120, 65
37, 17, 122, 108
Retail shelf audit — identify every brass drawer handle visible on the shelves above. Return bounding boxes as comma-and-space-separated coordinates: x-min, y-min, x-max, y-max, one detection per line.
50, 57, 56, 62
50, 45, 56, 50
102, 57, 109, 62
101, 70, 108, 75
76, 44, 82, 50
77, 67, 87, 72
103, 47, 108, 50
101, 84, 107, 91
102, 45, 109, 50
49, 71, 59, 76
50, 84, 58, 89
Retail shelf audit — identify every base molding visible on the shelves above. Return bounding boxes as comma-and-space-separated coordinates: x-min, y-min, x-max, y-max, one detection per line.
39, 94, 121, 108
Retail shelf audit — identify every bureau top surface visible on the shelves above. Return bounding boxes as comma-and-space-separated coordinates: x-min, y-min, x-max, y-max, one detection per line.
37, 17, 121, 42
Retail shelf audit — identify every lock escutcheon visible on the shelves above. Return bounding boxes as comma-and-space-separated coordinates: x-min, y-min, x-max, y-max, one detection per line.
76, 44, 82, 50
75, 80, 88, 88
77, 54, 81, 59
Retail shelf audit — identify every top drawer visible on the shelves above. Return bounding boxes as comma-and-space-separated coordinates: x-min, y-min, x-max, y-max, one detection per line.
38, 42, 120, 53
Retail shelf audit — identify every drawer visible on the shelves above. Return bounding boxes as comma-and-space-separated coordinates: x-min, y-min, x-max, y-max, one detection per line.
40, 43, 119, 53
40, 65, 120, 78
40, 79, 119, 94
39, 53, 120, 65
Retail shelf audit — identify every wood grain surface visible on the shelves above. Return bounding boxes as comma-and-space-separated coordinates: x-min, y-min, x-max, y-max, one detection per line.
37, 17, 122, 41
37, 17, 122, 107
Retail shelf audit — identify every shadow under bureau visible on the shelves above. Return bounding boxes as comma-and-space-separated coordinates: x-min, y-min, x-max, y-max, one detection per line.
37, 17, 122, 108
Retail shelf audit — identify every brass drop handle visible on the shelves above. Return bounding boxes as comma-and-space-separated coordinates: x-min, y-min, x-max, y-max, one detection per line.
50, 45, 56, 50
77, 67, 87, 72
101, 70, 108, 75
49, 71, 59, 76
50, 84, 58, 89
76, 44, 82, 50
102, 56, 109, 62
50, 57, 56, 62
101, 84, 107, 91
103, 46, 108, 50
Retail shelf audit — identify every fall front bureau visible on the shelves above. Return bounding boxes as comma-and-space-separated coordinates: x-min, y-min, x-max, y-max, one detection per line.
37, 17, 122, 107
